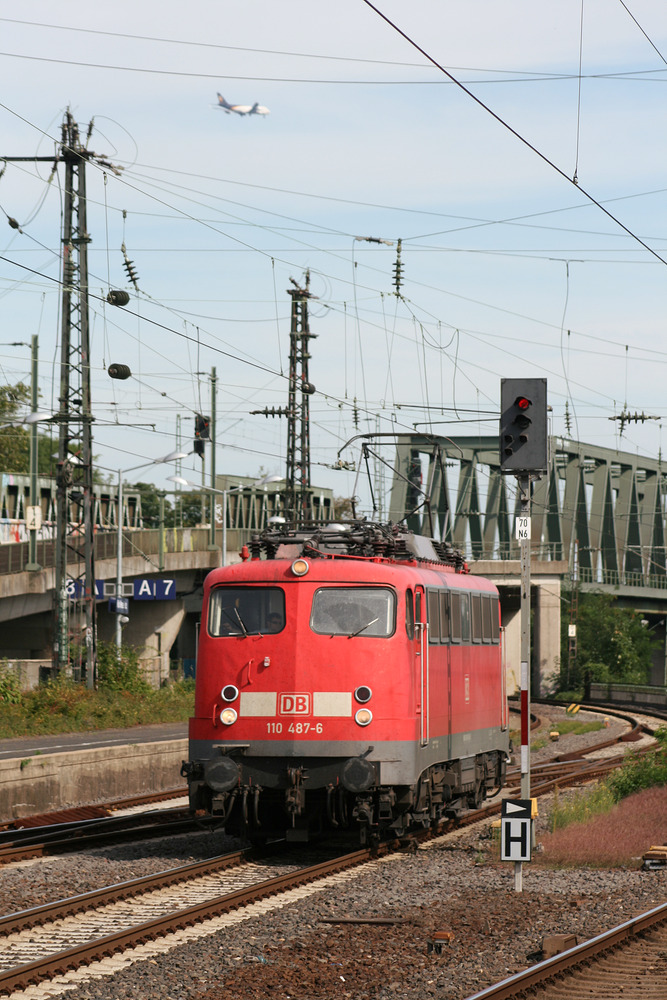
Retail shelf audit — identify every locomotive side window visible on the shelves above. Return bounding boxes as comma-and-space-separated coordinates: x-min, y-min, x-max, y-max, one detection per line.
460, 593, 471, 642
490, 595, 500, 643
481, 594, 493, 642
405, 589, 414, 639
310, 587, 396, 637
450, 591, 461, 643
208, 586, 285, 636
471, 593, 482, 643
439, 590, 450, 642
427, 590, 440, 644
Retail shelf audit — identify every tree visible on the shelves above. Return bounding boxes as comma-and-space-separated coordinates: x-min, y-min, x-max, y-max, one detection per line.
559, 589, 657, 695
130, 482, 204, 529
0, 382, 57, 476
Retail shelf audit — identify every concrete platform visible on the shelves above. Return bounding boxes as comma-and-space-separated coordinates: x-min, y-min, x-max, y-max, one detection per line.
0, 725, 188, 822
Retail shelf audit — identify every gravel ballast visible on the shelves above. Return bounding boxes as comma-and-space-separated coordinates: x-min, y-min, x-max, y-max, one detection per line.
3, 832, 665, 1000
2, 705, 665, 1000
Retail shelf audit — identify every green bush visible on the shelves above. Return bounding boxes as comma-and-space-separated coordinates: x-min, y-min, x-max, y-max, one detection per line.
96, 641, 150, 695
605, 726, 667, 801
549, 726, 667, 831
559, 590, 657, 694
0, 660, 195, 739
0, 660, 22, 705
550, 783, 617, 832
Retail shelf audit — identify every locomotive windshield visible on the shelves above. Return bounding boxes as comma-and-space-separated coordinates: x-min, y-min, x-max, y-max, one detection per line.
208, 586, 285, 636
310, 587, 395, 637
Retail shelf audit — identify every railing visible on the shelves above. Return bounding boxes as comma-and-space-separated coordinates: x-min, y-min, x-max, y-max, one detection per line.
461, 542, 667, 592
577, 566, 667, 590
0, 526, 215, 576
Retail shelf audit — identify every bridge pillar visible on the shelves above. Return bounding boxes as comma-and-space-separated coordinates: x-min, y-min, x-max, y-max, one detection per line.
470, 560, 567, 699
533, 578, 561, 697
501, 602, 521, 695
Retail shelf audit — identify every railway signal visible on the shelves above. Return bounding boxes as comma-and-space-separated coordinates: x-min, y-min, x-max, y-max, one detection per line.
194, 413, 210, 457
499, 378, 548, 474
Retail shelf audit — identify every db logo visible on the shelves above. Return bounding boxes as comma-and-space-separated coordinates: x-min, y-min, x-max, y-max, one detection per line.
279, 693, 311, 715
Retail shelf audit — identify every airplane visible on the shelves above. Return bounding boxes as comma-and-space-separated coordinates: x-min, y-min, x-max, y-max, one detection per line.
216, 93, 270, 117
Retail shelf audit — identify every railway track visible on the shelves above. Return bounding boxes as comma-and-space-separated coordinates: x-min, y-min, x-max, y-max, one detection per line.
1, 701, 663, 995
504, 701, 660, 797
0, 786, 187, 833
0, 802, 203, 866
0, 702, 659, 867
0, 843, 377, 995
465, 901, 667, 999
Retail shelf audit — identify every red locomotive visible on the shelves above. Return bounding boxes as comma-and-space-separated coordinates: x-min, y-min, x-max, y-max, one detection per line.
183, 523, 510, 843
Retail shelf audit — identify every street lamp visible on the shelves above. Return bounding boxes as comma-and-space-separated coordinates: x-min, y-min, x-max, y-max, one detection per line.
167, 474, 283, 566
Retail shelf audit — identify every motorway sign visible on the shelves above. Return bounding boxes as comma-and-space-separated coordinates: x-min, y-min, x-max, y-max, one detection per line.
67, 578, 177, 601
67, 579, 105, 599
501, 799, 532, 862
133, 578, 177, 600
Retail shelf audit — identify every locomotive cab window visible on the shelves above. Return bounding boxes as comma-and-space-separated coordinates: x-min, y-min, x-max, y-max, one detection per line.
208, 586, 285, 636
310, 587, 396, 637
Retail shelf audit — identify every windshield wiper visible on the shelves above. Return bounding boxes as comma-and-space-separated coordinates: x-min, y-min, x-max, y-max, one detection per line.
234, 608, 250, 636
221, 607, 249, 636
347, 616, 379, 639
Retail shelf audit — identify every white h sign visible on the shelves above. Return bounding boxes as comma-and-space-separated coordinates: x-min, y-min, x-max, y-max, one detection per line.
501, 799, 532, 862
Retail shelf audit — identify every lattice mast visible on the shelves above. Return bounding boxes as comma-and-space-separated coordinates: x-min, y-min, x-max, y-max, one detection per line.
285, 274, 316, 524
252, 273, 317, 526
54, 112, 96, 683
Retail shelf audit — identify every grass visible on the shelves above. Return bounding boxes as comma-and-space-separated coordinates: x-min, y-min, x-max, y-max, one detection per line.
0, 678, 195, 738
511, 718, 604, 752
0, 645, 194, 738
534, 725, 667, 868
536, 785, 667, 868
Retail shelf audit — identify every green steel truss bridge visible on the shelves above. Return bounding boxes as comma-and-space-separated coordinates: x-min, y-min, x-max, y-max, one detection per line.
387, 434, 667, 598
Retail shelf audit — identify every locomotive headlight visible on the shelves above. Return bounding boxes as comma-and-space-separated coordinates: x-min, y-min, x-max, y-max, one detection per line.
221, 684, 239, 702
220, 707, 238, 726
291, 558, 309, 576
354, 685, 372, 704
355, 708, 373, 726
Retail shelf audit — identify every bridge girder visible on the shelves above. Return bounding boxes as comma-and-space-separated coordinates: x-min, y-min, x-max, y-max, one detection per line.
388, 434, 667, 597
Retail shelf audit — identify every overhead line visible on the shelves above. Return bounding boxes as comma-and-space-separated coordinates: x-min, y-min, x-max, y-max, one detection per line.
0, 48, 664, 85
361, 0, 667, 269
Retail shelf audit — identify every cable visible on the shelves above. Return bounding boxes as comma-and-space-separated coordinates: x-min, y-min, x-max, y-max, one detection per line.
617, 0, 667, 67
360, 0, 667, 269
572, 0, 585, 186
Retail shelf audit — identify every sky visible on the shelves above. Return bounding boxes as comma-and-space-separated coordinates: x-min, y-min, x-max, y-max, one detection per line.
1, 0, 667, 514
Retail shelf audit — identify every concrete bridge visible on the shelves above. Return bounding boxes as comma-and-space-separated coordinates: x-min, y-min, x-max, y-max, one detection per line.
4, 433, 667, 696
0, 526, 219, 687
0, 476, 333, 687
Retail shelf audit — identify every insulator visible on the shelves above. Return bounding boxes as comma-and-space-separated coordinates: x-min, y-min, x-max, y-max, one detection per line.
108, 363, 132, 380
123, 257, 139, 287
393, 237, 403, 294
8, 217, 20, 230
107, 289, 130, 307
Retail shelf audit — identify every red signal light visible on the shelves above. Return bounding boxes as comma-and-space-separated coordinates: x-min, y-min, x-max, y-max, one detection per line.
516, 396, 531, 410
